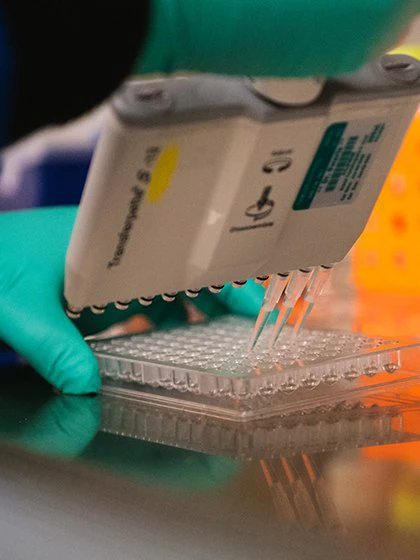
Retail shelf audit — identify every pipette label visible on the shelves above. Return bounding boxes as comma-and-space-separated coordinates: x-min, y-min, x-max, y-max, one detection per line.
294, 120, 386, 211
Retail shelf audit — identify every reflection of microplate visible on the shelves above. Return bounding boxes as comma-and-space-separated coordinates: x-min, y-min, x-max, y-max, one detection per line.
91, 317, 407, 395
101, 397, 411, 460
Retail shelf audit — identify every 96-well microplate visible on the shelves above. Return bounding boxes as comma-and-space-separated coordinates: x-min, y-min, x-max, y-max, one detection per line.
91, 317, 420, 420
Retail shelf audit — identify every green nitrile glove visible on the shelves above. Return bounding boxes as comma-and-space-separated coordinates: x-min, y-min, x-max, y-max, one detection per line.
0, 208, 102, 395
0, 207, 264, 394
138, 0, 420, 77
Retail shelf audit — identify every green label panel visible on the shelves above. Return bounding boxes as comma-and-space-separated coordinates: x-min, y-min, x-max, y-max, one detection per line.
293, 120, 385, 211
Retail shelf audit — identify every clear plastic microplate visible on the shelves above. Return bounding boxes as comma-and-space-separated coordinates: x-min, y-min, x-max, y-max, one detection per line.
90, 316, 420, 421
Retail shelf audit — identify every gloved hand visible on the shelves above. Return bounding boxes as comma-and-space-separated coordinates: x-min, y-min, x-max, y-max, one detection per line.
137, 0, 419, 77
0, 207, 264, 394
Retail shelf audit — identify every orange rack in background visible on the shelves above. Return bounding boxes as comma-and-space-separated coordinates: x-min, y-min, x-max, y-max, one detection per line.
352, 109, 420, 295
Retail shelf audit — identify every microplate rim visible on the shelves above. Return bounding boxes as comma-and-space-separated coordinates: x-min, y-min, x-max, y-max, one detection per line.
101, 372, 420, 422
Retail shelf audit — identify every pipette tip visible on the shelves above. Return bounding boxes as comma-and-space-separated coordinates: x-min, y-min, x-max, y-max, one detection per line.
247, 309, 271, 352
270, 306, 292, 348
292, 299, 314, 338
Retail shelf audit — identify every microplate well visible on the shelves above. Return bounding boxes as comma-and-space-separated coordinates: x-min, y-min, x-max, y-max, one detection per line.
91, 317, 420, 421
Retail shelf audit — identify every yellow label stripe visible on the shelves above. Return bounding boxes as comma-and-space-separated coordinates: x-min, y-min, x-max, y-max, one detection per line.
146, 146, 179, 203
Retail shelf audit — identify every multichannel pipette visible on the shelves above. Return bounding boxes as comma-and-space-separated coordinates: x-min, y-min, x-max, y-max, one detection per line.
65, 56, 420, 353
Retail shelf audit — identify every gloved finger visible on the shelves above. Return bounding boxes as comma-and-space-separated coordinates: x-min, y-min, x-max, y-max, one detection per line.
138, 0, 420, 77
15, 395, 101, 459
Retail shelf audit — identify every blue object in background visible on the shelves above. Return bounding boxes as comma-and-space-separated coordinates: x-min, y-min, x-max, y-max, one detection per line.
28, 150, 92, 207
0, 148, 94, 211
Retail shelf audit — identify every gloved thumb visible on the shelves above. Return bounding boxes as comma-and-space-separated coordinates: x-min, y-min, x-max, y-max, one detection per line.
0, 208, 101, 395
0, 299, 100, 394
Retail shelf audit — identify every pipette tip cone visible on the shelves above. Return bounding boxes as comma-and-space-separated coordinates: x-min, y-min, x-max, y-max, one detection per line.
247, 309, 270, 352
270, 306, 292, 348
292, 300, 314, 338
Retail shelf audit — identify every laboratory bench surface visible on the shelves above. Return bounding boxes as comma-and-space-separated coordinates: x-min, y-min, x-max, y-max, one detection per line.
2, 261, 420, 559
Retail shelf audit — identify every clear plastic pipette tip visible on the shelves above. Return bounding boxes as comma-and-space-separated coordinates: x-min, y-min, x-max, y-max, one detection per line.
247, 273, 290, 352
293, 265, 333, 338
270, 268, 313, 348
269, 305, 293, 347
247, 309, 272, 352
292, 299, 314, 338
